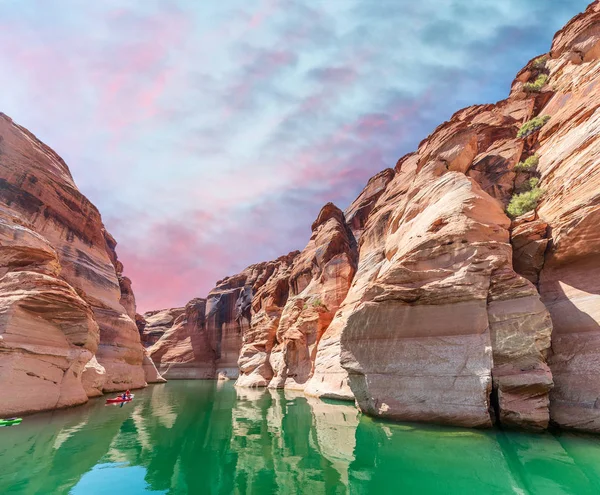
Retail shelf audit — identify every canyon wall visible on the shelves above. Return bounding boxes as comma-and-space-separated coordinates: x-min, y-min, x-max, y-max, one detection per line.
0, 113, 161, 416
148, 202, 358, 398
147, 2, 600, 432
3, 0, 595, 430
533, 3, 600, 432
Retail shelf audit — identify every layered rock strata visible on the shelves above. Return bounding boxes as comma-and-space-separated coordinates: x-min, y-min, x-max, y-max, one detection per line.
0, 113, 160, 416
136, 2, 600, 432
148, 299, 215, 379
268, 203, 357, 397
533, 2, 600, 432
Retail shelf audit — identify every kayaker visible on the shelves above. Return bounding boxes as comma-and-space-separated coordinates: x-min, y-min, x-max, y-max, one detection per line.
125, 389, 131, 398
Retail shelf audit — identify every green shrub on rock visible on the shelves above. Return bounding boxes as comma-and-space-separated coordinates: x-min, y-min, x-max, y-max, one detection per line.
523, 74, 549, 93
532, 55, 549, 70
507, 180, 544, 218
515, 155, 540, 172
311, 299, 328, 311
517, 115, 551, 138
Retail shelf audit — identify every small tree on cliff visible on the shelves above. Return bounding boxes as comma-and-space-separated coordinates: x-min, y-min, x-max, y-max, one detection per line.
507, 178, 544, 218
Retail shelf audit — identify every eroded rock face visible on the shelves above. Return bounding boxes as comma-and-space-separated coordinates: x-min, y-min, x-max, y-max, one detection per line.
236, 253, 298, 388
148, 205, 358, 396
532, 4, 600, 432
141, 307, 186, 347
148, 299, 215, 379
206, 273, 254, 379
137, 2, 600, 432
511, 214, 550, 285
268, 203, 357, 398
0, 113, 155, 416
334, 92, 554, 428
345, 169, 395, 241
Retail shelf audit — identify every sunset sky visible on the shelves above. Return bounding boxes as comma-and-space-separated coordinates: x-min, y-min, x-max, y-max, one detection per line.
0, 0, 590, 312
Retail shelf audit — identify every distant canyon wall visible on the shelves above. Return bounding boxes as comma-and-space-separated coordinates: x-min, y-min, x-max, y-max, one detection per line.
0, 113, 163, 417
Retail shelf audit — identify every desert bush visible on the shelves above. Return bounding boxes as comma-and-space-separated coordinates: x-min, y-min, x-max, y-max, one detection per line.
517, 115, 551, 138
515, 154, 539, 172
507, 181, 544, 218
311, 299, 328, 311
527, 177, 540, 189
532, 55, 549, 70
523, 74, 549, 93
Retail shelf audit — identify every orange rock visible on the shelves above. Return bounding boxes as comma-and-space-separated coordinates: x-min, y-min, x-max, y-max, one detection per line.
0, 113, 158, 416
268, 203, 356, 397
532, 5, 600, 431
148, 299, 215, 379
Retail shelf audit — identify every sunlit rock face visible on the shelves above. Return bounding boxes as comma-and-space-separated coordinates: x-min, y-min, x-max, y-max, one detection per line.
331, 93, 553, 429
206, 255, 299, 381
136, 2, 599, 432
0, 113, 153, 416
330, 3, 600, 431
140, 307, 186, 347
149, 204, 358, 395
269, 204, 357, 397
235, 253, 298, 388
532, 2, 600, 432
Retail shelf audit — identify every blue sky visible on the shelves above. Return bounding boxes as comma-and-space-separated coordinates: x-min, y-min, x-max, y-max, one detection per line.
0, 0, 590, 311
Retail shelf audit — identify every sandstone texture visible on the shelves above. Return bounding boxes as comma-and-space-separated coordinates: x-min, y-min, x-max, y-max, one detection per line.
0, 113, 161, 416
533, 2, 600, 432
125, 2, 600, 432
149, 203, 358, 397
148, 298, 215, 379
268, 203, 356, 397
140, 307, 185, 347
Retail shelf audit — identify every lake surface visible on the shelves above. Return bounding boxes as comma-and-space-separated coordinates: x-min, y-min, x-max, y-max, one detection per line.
2, 381, 600, 494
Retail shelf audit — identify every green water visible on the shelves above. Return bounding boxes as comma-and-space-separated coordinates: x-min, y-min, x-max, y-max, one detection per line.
2, 382, 600, 494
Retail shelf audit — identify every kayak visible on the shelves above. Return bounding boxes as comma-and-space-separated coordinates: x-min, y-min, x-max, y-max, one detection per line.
105, 394, 134, 404
0, 418, 22, 427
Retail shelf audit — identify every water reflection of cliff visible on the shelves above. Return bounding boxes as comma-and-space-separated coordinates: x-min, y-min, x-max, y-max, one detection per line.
230, 388, 360, 493
3, 382, 600, 494
0, 396, 137, 494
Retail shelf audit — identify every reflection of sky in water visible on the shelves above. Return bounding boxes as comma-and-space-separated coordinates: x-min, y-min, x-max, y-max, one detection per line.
3, 381, 600, 494
71, 464, 167, 495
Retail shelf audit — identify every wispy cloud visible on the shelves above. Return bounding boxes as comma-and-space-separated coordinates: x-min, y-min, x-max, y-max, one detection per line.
0, 0, 591, 311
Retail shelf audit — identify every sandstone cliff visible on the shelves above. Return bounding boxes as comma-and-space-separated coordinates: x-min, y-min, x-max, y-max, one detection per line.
147, 299, 215, 379
0, 114, 162, 416
338, 1, 600, 431
130, 2, 600, 432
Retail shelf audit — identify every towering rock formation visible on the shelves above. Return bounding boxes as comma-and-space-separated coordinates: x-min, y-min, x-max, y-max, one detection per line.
269, 203, 357, 398
149, 203, 358, 397
147, 298, 214, 379
532, 2, 600, 432
235, 253, 298, 387
0, 113, 161, 416
336, 1, 600, 431
148, 2, 600, 432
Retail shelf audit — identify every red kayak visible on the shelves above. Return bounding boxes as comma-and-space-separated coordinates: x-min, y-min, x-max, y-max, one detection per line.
105, 394, 134, 404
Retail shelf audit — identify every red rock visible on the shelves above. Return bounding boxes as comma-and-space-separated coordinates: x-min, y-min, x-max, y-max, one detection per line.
531, 5, 600, 431
0, 113, 159, 416
235, 253, 298, 388
142, 3, 600, 432
345, 169, 395, 241
148, 299, 215, 379
511, 218, 549, 284
267, 203, 356, 397
141, 307, 186, 347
